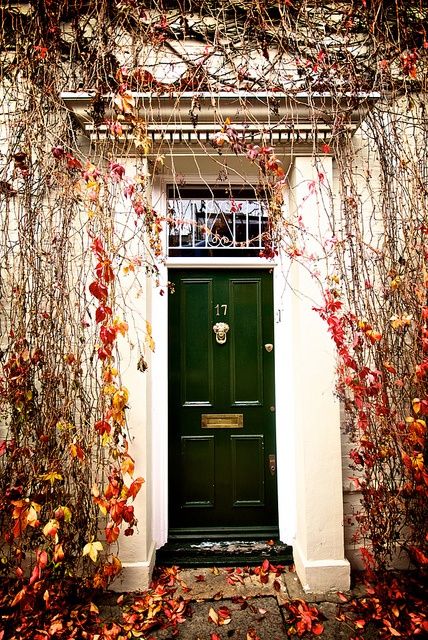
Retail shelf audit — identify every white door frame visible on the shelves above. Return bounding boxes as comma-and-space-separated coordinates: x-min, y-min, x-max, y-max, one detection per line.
149, 177, 296, 549
149, 163, 350, 593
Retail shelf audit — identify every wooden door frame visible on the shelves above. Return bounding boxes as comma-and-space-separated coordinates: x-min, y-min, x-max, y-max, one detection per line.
150, 257, 296, 549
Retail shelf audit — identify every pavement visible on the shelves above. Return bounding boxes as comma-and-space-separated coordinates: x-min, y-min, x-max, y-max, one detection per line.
99, 566, 374, 639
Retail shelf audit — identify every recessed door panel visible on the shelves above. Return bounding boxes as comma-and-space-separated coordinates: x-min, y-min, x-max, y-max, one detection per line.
230, 279, 263, 405
181, 279, 214, 405
181, 436, 215, 507
231, 435, 265, 507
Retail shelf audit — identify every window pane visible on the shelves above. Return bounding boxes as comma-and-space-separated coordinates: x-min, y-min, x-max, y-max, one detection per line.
167, 186, 270, 257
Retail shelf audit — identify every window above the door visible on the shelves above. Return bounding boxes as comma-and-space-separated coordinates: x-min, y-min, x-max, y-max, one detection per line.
167, 185, 270, 257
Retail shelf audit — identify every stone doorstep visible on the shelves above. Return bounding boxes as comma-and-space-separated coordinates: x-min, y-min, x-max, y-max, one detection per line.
155, 539, 293, 568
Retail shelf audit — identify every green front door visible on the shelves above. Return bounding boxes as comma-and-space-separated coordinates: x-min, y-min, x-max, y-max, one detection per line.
168, 269, 278, 539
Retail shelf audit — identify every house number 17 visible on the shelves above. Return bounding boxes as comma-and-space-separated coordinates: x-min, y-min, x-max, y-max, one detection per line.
215, 304, 228, 316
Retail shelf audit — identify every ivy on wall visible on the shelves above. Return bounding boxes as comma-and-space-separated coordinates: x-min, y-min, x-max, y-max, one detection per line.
0, 0, 427, 605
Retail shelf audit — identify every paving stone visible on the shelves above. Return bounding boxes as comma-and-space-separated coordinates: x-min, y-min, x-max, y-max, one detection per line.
99, 567, 385, 639
148, 596, 288, 640
281, 571, 307, 600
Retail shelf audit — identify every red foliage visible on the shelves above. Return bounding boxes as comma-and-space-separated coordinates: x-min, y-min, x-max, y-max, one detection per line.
339, 571, 428, 638
282, 599, 325, 637
315, 287, 428, 569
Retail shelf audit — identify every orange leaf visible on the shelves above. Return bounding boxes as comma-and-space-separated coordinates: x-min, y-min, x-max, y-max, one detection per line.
409, 546, 428, 565
53, 543, 64, 563
365, 329, 382, 344
355, 619, 366, 628
121, 455, 135, 477
114, 91, 135, 114
312, 622, 324, 635
105, 525, 120, 544
412, 398, 421, 414
127, 477, 145, 500
11, 587, 27, 607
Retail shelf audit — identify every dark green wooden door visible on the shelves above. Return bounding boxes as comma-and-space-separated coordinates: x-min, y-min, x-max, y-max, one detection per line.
168, 269, 278, 539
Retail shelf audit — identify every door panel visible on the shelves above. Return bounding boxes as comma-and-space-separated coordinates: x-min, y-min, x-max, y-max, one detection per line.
230, 279, 263, 404
181, 279, 214, 405
231, 435, 265, 506
168, 269, 278, 538
181, 436, 215, 507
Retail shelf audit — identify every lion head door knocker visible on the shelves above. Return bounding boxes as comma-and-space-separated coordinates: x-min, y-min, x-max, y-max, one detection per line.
213, 322, 230, 344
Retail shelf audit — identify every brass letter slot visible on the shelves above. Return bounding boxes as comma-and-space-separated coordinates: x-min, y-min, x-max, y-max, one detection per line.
201, 414, 243, 429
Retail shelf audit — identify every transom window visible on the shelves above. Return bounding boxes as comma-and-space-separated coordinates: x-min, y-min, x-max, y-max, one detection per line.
167, 186, 269, 257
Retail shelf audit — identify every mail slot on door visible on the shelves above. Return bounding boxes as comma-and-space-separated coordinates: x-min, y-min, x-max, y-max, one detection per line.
201, 414, 244, 429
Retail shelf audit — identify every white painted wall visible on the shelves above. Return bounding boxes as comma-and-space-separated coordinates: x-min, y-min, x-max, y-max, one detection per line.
286, 157, 350, 591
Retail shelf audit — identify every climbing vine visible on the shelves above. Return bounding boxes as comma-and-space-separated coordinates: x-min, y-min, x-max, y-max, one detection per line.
0, 0, 427, 611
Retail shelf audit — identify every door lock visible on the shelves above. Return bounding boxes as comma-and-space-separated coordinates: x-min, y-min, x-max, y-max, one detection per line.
265, 343, 273, 352
269, 454, 276, 476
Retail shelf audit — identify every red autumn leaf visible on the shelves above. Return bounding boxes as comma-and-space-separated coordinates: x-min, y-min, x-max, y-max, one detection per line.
98, 345, 113, 360
420, 399, 428, 414
100, 325, 117, 345
218, 605, 231, 619
91, 237, 105, 257
122, 505, 134, 523
109, 162, 126, 181
89, 280, 108, 302
312, 622, 324, 635
409, 546, 428, 565
29, 564, 41, 585
127, 477, 145, 499
210, 634, 221, 640
195, 574, 206, 582
95, 260, 115, 283
37, 550, 48, 568
110, 500, 125, 523
96, 305, 112, 323
105, 525, 120, 544
273, 579, 281, 592
95, 419, 111, 435
65, 153, 82, 170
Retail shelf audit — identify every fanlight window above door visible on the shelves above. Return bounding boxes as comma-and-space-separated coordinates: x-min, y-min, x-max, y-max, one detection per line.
167, 186, 270, 257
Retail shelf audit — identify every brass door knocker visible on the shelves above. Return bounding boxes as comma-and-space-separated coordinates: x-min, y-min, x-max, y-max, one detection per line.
213, 322, 229, 344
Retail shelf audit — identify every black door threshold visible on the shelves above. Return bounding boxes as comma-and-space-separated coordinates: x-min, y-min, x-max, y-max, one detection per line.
155, 540, 293, 568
